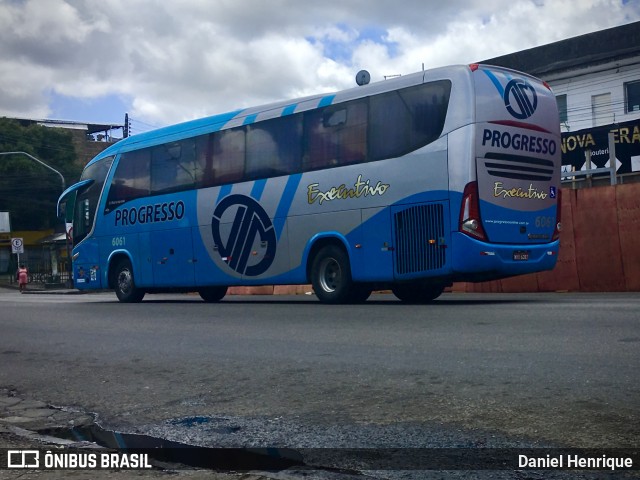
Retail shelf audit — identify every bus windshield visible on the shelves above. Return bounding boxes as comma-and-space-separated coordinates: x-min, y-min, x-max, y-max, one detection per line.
73, 156, 113, 245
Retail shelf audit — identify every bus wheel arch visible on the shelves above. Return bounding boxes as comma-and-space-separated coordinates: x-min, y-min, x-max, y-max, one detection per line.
109, 254, 145, 303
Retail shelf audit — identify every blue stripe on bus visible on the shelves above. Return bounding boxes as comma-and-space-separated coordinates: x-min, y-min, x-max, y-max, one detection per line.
282, 104, 297, 116
318, 95, 336, 108
483, 70, 504, 97
217, 184, 233, 204
274, 173, 302, 240
250, 179, 267, 200
243, 114, 259, 125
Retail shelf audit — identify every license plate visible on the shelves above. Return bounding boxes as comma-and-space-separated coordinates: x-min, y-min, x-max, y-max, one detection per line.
513, 250, 529, 261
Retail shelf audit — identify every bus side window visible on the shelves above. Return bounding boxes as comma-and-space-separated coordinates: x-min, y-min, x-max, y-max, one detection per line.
369, 80, 451, 161
399, 82, 450, 150
246, 114, 302, 180
304, 108, 332, 170
211, 128, 245, 185
338, 101, 367, 166
178, 138, 199, 188
194, 134, 213, 188
303, 100, 367, 171
370, 91, 407, 161
150, 139, 198, 194
106, 150, 151, 210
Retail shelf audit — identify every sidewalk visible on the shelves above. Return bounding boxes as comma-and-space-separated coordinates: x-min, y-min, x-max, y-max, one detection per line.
0, 282, 82, 295
0, 281, 316, 297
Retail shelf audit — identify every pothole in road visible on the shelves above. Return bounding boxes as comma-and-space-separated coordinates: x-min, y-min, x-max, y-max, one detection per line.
169, 415, 242, 434
37, 422, 306, 471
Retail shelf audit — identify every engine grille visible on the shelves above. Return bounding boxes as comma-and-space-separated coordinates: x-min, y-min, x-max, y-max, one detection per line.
394, 203, 446, 275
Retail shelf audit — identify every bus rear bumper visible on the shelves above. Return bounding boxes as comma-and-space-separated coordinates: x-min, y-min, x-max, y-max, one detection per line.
450, 232, 559, 279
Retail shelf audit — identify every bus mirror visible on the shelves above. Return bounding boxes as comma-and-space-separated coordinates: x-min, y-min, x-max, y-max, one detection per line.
57, 199, 66, 219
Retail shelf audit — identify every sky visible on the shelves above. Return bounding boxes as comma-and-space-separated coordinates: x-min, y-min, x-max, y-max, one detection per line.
1, 0, 639, 136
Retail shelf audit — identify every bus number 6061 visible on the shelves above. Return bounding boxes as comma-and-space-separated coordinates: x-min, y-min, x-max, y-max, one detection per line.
112, 236, 126, 247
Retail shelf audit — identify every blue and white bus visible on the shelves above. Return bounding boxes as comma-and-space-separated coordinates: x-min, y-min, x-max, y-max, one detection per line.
58, 64, 561, 303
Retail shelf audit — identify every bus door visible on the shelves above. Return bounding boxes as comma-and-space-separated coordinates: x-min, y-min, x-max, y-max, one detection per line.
473, 65, 561, 245
357, 207, 394, 281
151, 227, 195, 286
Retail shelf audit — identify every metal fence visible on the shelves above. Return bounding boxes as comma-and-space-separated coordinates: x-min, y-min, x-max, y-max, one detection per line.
6, 262, 72, 288
560, 130, 640, 188
561, 131, 618, 188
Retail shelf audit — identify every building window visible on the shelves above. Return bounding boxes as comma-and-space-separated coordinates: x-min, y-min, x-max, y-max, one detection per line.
625, 80, 640, 113
591, 93, 613, 127
556, 94, 568, 123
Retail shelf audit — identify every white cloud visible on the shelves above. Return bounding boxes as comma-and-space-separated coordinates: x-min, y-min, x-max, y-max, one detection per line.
0, 0, 638, 128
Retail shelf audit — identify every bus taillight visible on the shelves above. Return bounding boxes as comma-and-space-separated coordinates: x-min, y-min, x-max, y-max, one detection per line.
552, 189, 562, 241
459, 181, 487, 241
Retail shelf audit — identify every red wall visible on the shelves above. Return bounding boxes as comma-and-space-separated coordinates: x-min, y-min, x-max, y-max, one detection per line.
457, 183, 640, 293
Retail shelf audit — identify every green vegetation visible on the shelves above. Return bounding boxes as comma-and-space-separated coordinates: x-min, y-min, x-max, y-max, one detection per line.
0, 118, 82, 230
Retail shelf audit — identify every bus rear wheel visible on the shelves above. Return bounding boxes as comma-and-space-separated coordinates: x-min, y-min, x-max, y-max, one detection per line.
392, 282, 444, 304
349, 283, 373, 303
311, 245, 355, 304
199, 286, 227, 303
113, 259, 145, 303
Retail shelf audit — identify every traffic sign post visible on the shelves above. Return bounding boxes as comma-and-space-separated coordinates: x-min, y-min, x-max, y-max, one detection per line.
11, 237, 24, 266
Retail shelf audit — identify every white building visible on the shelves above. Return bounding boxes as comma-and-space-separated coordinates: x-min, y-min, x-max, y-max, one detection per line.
483, 21, 640, 178
484, 20, 640, 132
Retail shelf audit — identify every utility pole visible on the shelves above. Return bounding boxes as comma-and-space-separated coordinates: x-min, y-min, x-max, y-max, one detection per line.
0, 151, 65, 191
124, 113, 130, 138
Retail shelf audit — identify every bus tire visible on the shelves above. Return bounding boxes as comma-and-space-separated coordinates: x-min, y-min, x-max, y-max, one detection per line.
199, 286, 227, 303
113, 259, 145, 303
392, 282, 444, 304
311, 245, 354, 304
349, 283, 373, 303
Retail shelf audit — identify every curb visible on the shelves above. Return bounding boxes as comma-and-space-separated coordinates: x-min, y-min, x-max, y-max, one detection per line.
0, 284, 83, 295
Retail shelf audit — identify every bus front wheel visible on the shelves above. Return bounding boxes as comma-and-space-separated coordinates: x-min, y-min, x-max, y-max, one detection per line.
113, 259, 145, 303
392, 282, 444, 304
199, 286, 227, 302
311, 245, 355, 304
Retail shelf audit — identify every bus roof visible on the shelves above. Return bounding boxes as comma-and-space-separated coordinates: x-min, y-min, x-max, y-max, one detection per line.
85, 64, 534, 169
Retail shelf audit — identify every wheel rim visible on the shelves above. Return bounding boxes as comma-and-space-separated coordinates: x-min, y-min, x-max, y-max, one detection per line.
117, 268, 133, 295
318, 257, 341, 293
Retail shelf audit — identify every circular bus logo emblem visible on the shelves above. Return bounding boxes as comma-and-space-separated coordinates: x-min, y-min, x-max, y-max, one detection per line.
504, 79, 538, 120
211, 194, 276, 276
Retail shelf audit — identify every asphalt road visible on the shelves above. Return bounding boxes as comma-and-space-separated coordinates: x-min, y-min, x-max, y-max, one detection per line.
0, 290, 638, 455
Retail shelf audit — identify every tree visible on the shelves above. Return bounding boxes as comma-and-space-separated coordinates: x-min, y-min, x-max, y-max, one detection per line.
0, 118, 82, 230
